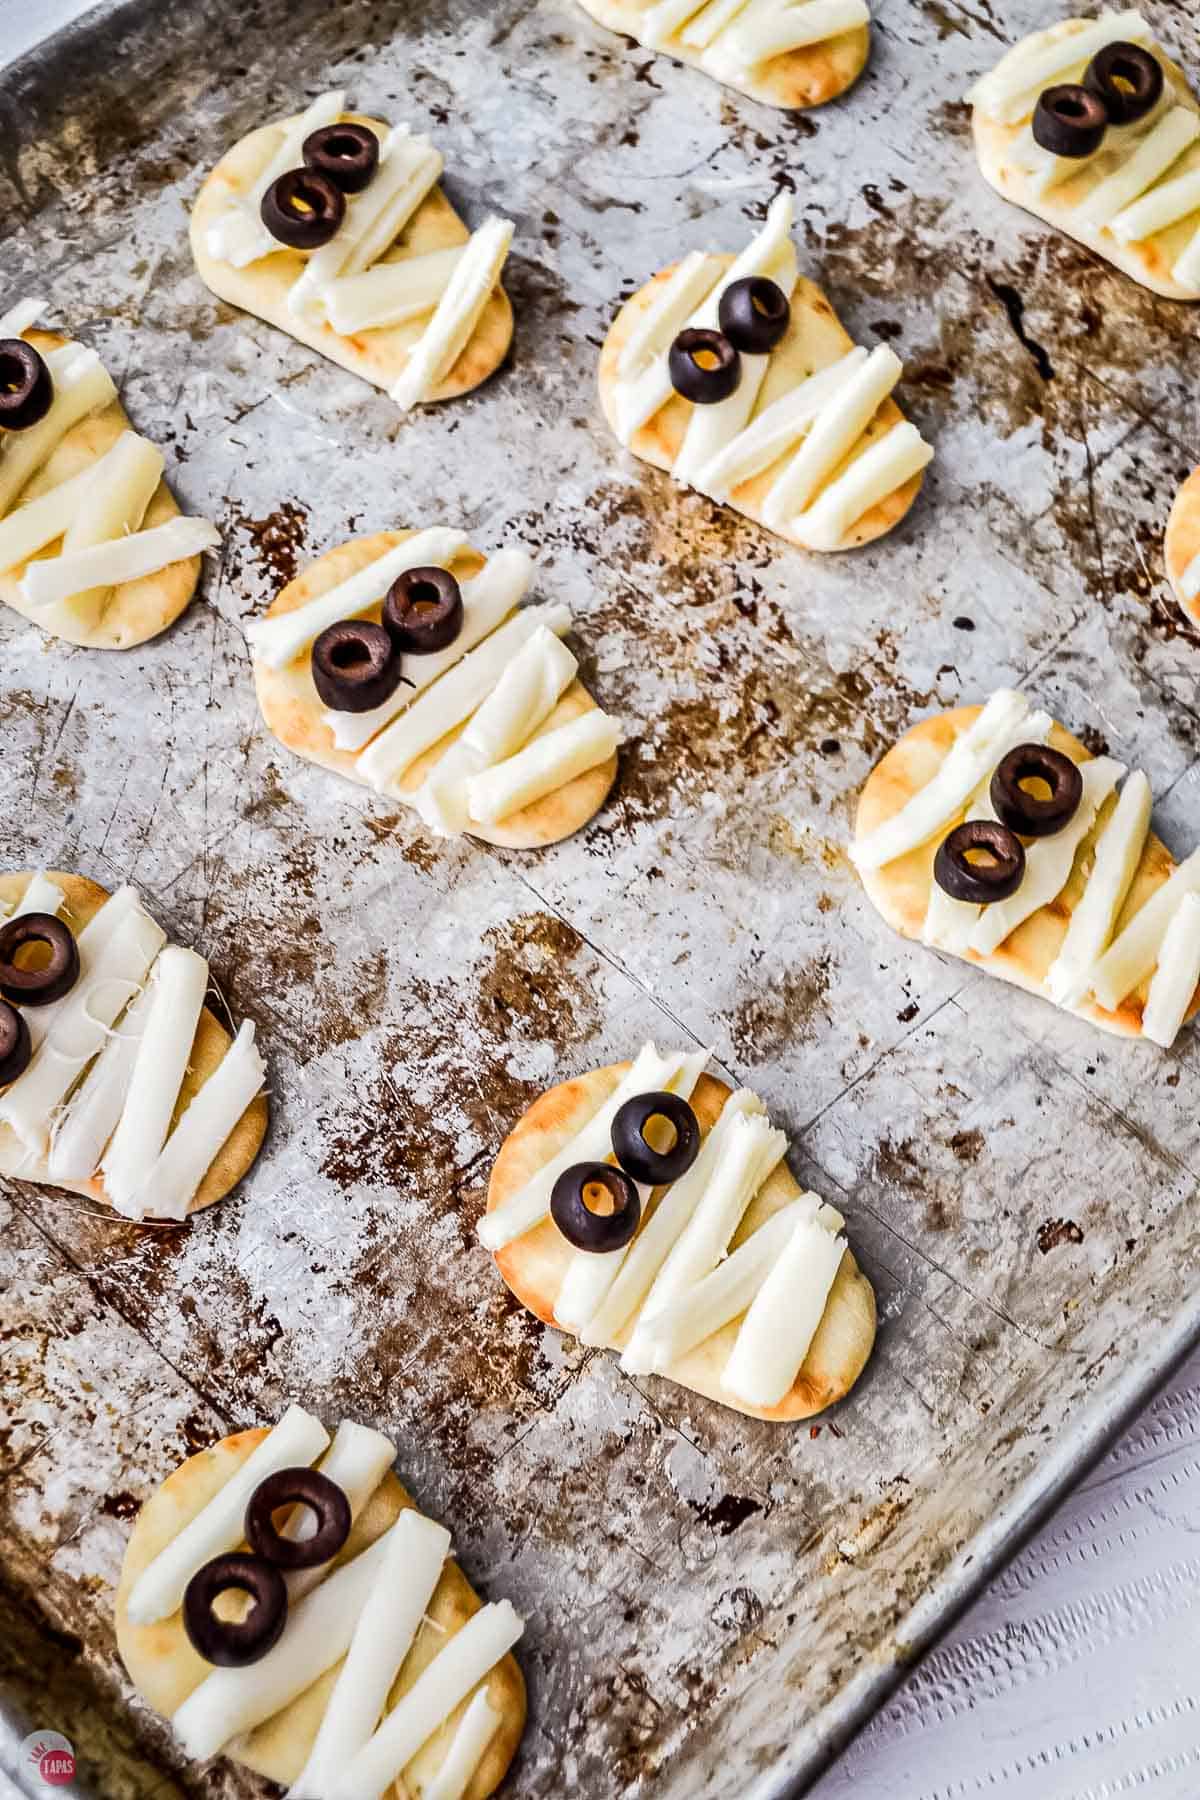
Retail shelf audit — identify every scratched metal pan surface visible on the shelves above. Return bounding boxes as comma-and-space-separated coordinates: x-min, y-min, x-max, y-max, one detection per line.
2, 0, 1200, 1795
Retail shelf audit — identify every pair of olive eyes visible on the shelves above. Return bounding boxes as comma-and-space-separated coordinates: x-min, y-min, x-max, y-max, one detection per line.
933, 743, 1084, 907
260, 121, 381, 251
1033, 41, 1164, 161
666, 274, 793, 407
550, 1089, 703, 1256
309, 563, 464, 715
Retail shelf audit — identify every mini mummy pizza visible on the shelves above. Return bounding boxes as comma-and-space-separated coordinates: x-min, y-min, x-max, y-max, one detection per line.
192, 93, 514, 410
116, 1406, 525, 1799
968, 12, 1200, 301
598, 194, 934, 553
479, 1046, 876, 1420
247, 526, 621, 848
1165, 465, 1200, 622
576, 0, 870, 110
0, 298, 217, 648
0, 871, 266, 1218
854, 689, 1200, 1047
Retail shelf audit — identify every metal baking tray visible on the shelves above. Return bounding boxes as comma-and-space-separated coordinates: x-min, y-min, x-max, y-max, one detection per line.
3, 0, 1200, 1795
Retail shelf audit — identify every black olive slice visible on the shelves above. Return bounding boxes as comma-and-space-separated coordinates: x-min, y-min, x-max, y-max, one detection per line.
260, 167, 346, 250
183, 1552, 288, 1667
1032, 84, 1110, 158
718, 277, 791, 355
382, 567, 464, 655
0, 338, 53, 431
668, 328, 741, 405
934, 821, 1026, 905
302, 122, 381, 194
0, 913, 80, 1007
1084, 42, 1163, 127
989, 744, 1083, 839
311, 620, 405, 714
0, 999, 31, 1086
245, 1467, 352, 1570
611, 1091, 701, 1187
550, 1161, 641, 1254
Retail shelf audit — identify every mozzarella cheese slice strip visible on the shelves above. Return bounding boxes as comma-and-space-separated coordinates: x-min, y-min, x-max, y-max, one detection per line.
968, 757, 1124, 959
22, 516, 219, 609
1111, 163, 1200, 243
966, 13, 1152, 124
288, 1509, 451, 1800
464, 708, 620, 826
0, 349, 116, 516
721, 0, 870, 70
357, 603, 571, 791
390, 215, 514, 410
594, 1088, 765, 1356
100, 945, 208, 1212
56, 432, 165, 630
5, 871, 65, 922
852, 689, 1029, 871
791, 421, 933, 550
0, 433, 139, 576
616, 251, 725, 382
693, 347, 868, 501
328, 548, 533, 753
553, 1048, 708, 1334
126, 1405, 328, 1626
722, 1212, 847, 1408
24, 884, 142, 1057
479, 1043, 673, 1251
1077, 107, 1200, 232
1141, 892, 1200, 1048
286, 1421, 397, 1603
115, 1018, 265, 1222
1091, 846, 1200, 1011
207, 91, 346, 267
415, 627, 578, 838
326, 1601, 524, 1800
1174, 228, 1200, 293
0, 296, 48, 338
639, 0, 712, 47
1180, 548, 1200, 604
248, 527, 468, 669
423, 1690, 502, 1800
46, 982, 154, 1182
290, 132, 443, 321
762, 344, 902, 527
1045, 770, 1152, 1008
324, 246, 467, 334
684, 0, 755, 49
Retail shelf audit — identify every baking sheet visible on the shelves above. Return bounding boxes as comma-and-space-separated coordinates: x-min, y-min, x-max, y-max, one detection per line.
2, 0, 1200, 1795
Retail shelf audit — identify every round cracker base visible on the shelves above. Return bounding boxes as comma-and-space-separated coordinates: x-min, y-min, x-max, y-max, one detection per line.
853, 706, 1200, 1040
0, 871, 267, 1215
486, 1063, 877, 1422
0, 333, 201, 649
115, 1427, 526, 1799
576, 0, 869, 109
190, 117, 513, 406
598, 260, 925, 552
252, 530, 618, 850
1165, 464, 1200, 623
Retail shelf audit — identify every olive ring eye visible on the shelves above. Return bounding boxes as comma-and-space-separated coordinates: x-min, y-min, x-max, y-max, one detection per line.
668, 328, 741, 405
383, 566, 464, 655
0, 913, 80, 1007
718, 277, 791, 355
1032, 83, 1110, 158
934, 820, 1026, 905
550, 1162, 642, 1253
244, 1466, 352, 1570
611, 1090, 701, 1188
0, 999, 31, 1087
989, 744, 1083, 838
302, 122, 380, 193
260, 167, 346, 250
310, 619, 405, 714
0, 337, 53, 432
182, 1552, 288, 1668
1084, 41, 1163, 126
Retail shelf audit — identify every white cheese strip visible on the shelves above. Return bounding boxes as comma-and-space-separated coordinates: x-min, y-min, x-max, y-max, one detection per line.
1173, 226, 1200, 294
21, 516, 219, 609
327, 1601, 524, 1800
721, 0, 870, 70
324, 247, 466, 334
1141, 892, 1200, 1048
287, 1420, 397, 1603
46, 982, 154, 1181
288, 1509, 451, 1800
594, 1088, 765, 1354
693, 348, 868, 502
687, 0, 757, 51
1180, 548, 1200, 603
24, 884, 142, 1057
791, 420, 933, 551
968, 756, 1124, 959
56, 431, 164, 630
0, 296, 48, 338
0, 433, 140, 575
616, 251, 725, 381
357, 603, 571, 791
0, 349, 116, 516
464, 709, 620, 826
762, 344, 902, 528
640, 0, 711, 48
416, 627, 578, 838
100, 945, 208, 1212
722, 1214, 847, 1408
127, 1405, 329, 1627
327, 547, 533, 752
423, 1690, 502, 1800
852, 690, 1029, 872
173, 1509, 397, 1759
0, 907, 165, 1155
553, 1048, 709, 1334
966, 13, 1152, 124
114, 1018, 265, 1222
674, 259, 797, 489
290, 132, 443, 320
1091, 846, 1200, 1012
1111, 163, 1200, 243
1045, 770, 1152, 1008
1077, 108, 1200, 232
247, 526, 468, 669
6, 872, 65, 922
478, 1043, 671, 1251
390, 215, 513, 411
207, 91, 346, 267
